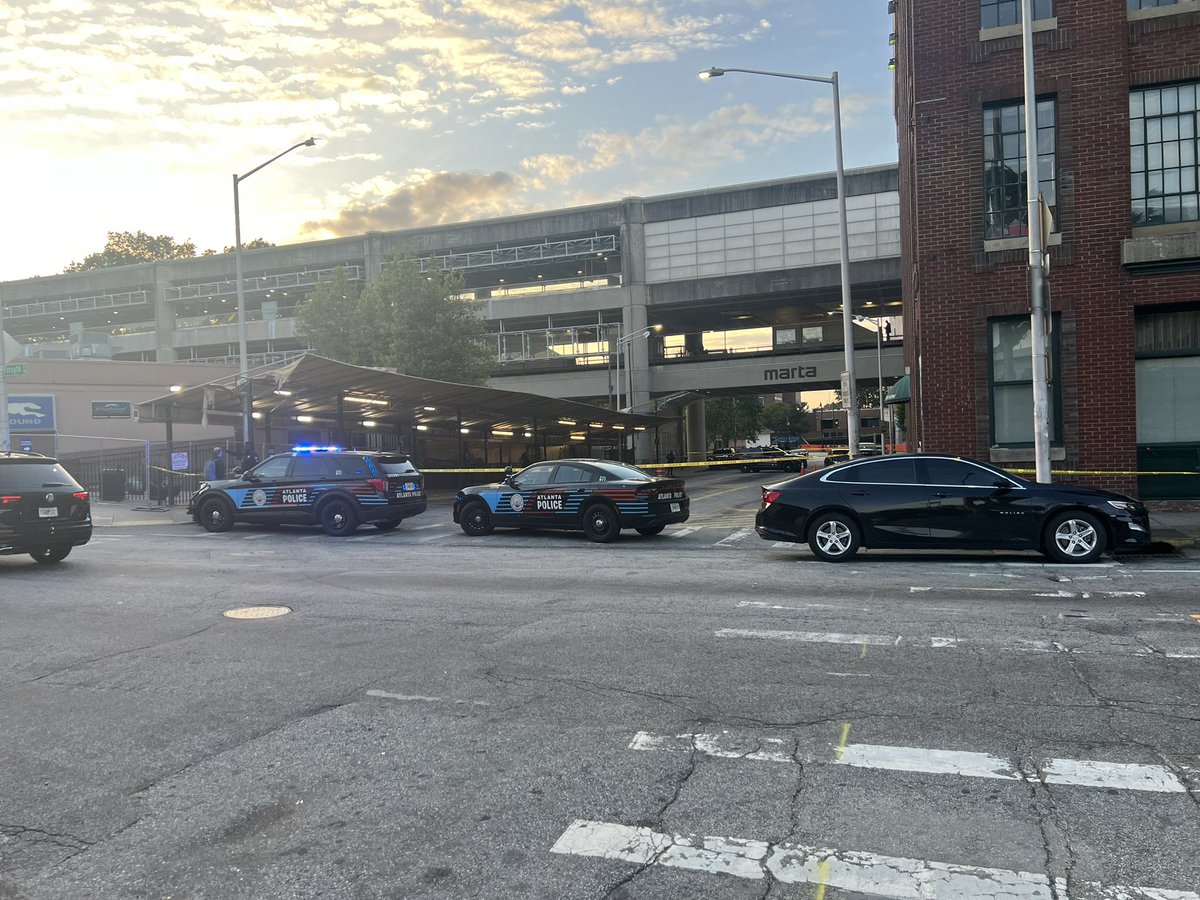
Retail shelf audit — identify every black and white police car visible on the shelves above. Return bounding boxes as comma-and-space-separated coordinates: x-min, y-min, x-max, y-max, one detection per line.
188, 446, 426, 536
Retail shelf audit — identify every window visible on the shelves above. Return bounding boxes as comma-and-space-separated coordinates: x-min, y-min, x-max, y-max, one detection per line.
1130, 82, 1200, 226
255, 457, 291, 478
981, 0, 1052, 29
984, 99, 1057, 240
922, 458, 1011, 487
854, 457, 918, 484
989, 317, 1061, 446
516, 464, 554, 487
1128, 0, 1180, 10
553, 464, 594, 484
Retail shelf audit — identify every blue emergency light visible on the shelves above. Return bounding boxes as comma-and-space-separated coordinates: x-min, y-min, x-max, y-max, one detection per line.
292, 445, 341, 453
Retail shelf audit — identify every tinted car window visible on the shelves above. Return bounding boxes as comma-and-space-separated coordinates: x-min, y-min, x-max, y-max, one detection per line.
923, 458, 1004, 487
253, 457, 291, 478
852, 458, 918, 484
553, 464, 594, 484
0, 461, 81, 490
378, 457, 417, 475
825, 463, 862, 483
517, 465, 554, 487
291, 455, 331, 479
590, 461, 650, 480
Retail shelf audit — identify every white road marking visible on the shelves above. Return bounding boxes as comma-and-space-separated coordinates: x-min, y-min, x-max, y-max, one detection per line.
717, 628, 1200, 660
366, 689, 489, 706
714, 528, 754, 546
630, 731, 1190, 794
667, 526, 701, 539
910, 586, 1147, 598
550, 820, 1199, 899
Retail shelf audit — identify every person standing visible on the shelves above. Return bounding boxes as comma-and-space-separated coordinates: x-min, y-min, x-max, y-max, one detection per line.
204, 447, 226, 481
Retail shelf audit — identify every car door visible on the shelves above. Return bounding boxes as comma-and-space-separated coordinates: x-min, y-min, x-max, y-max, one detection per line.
543, 462, 595, 525
237, 454, 297, 522
823, 457, 929, 546
917, 457, 1034, 548
498, 462, 556, 525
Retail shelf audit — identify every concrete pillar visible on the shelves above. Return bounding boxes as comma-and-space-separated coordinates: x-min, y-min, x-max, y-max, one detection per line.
685, 398, 706, 464
363, 233, 386, 281
622, 197, 657, 461
152, 263, 177, 362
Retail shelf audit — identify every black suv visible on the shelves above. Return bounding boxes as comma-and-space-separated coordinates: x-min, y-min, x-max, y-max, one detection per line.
0, 451, 93, 563
188, 447, 427, 536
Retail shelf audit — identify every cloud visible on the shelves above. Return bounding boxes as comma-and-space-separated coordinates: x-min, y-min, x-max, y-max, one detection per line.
300, 169, 525, 236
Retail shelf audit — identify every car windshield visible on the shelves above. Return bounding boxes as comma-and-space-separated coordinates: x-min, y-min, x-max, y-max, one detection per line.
0, 461, 82, 491
589, 461, 652, 481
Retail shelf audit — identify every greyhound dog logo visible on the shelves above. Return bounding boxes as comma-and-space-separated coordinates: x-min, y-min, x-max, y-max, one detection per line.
8, 401, 43, 417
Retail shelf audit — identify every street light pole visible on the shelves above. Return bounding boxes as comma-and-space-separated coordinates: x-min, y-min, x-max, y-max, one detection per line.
0, 286, 10, 452
855, 315, 886, 453
233, 137, 316, 449
699, 66, 860, 458
615, 324, 662, 411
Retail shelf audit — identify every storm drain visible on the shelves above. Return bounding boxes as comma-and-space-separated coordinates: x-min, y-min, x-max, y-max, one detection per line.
223, 605, 292, 620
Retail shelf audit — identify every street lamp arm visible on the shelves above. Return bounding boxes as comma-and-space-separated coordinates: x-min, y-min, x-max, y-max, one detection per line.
699, 66, 834, 85
236, 137, 318, 184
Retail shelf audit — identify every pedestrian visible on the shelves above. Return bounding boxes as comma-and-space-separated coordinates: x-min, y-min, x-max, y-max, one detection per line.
240, 448, 259, 473
203, 447, 226, 481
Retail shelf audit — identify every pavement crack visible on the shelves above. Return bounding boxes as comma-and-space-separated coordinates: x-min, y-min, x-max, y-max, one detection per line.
27, 623, 218, 684
0, 823, 93, 852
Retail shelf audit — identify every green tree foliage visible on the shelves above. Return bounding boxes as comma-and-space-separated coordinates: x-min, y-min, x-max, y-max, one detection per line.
296, 259, 492, 385
705, 396, 763, 446
64, 231, 198, 272
760, 401, 814, 439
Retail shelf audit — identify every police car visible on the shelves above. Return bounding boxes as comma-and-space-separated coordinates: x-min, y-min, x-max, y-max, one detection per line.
453, 459, 689, 543
188, 446, 426, 536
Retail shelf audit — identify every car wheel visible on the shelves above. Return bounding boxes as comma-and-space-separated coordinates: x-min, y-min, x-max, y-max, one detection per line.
583, 503, 619, 543
1044, 510, 1107, 564
30, 545, 72, 564
808, 512, 861, 562
459, 501, 493, 536
635, 524, 666, 537
374, 518, 402, 531
318, 497, 359, 537
198, 496, 235, 533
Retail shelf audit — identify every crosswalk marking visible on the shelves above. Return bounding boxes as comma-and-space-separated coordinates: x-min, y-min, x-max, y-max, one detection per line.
550, 819, 1198, 899
667, 526, 701, 539
716, 627, 1200, 659
629, 732, 1190, 793
714, 527, 754, 546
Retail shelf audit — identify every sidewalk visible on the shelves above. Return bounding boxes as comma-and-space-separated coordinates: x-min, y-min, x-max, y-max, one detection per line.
89, 499, 1200, 555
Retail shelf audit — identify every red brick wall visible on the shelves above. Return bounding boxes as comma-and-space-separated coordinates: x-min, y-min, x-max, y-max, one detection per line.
896, 1, 1200, 495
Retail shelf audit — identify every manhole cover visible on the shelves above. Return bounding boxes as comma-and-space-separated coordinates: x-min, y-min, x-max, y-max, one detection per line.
223, 605, 292, 620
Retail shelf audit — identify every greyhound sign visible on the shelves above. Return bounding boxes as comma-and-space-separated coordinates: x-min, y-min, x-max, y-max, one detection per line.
7, 395, 56, 432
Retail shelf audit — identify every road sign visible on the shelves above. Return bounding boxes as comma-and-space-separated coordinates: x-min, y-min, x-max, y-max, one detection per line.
3, 363, 26, 376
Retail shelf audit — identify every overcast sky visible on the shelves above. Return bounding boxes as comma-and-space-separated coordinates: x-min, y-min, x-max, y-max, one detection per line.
0, 0, 898, 283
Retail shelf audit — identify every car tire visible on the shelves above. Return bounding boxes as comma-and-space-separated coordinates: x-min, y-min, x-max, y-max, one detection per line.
197, 496, 235, 533
1044, 510, 1107, 564
583, 503, 619, 543
318, 497, 359, 537
459, 501, 493, 536
635, 524, 666, 537
30, 545, 72, 564
808, 512, 861, 562
374, 518, 402, 531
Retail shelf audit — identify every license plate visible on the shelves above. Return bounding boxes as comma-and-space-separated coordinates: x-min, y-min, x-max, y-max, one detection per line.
39, 507, 57, 518
670, 503, 680, 513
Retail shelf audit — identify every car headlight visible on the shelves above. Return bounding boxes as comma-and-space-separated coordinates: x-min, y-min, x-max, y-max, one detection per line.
1106, 500, 1138, 513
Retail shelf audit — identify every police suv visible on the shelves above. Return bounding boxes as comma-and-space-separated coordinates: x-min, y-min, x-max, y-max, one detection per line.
188, 446, 426, 536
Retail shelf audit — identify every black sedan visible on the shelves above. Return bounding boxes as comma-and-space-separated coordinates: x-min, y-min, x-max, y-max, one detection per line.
453, 459, 689, 543
754, 453, 1152, 563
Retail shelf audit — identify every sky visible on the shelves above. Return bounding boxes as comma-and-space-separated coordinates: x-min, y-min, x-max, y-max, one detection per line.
0, 0, 898, 283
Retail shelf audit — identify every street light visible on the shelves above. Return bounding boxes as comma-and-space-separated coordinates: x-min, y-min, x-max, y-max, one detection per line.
854, 314, 888, 453
233, 137, 317, 448
616, 324, 662, 410
699, 66, 860, 457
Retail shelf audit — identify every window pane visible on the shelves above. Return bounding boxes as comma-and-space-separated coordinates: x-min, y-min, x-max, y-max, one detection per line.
854, 458, 917, 484
992, 318, 1033, 382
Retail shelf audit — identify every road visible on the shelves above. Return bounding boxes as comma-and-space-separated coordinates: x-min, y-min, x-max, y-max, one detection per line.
2, 470, 1199, 899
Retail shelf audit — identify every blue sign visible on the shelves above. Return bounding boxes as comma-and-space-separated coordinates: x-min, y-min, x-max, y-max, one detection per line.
20, 439, 33, 452
8, 395, 56, 432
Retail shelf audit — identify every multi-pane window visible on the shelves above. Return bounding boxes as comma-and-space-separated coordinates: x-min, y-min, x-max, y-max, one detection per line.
981, 0, 1052, 29
983, 99, 1057, 241
990, 317, 1060, 446
1130, 82, 1200, 226
1128, 0, 1180, 10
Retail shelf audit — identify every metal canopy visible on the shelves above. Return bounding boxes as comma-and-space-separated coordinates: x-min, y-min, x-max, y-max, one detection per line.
136, 353, 673, 440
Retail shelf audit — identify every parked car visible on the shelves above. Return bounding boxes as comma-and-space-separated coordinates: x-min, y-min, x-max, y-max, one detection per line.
0, 451, 93, 563
755, 453, 1152, 563
737, 446, 805, 473
188, 446, 426, 536
454, 459, 689, 542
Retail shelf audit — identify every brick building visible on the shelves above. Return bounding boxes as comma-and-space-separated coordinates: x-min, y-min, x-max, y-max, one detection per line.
894, 0, 1200, 499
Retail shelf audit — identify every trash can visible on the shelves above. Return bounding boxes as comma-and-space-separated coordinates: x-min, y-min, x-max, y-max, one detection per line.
100, 469, 126, 502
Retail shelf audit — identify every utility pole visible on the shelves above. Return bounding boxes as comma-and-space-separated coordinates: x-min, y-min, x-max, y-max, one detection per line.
1022, 0, 1052, 483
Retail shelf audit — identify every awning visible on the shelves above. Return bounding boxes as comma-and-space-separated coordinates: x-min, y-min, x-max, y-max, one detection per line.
884, 374, 910, 405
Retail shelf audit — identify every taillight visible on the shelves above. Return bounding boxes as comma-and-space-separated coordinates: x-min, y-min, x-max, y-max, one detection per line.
635, 487, 652, 499
762, 489, 782, 506
73, 491, 89, 502
1, 495, 21, 505
368, 477, 388, 493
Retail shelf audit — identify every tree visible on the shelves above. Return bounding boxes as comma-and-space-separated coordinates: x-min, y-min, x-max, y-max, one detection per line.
64, 231, 198, 272
705, 396, 763, 447
760, 401, 814, 439
296, 258, 493, 384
